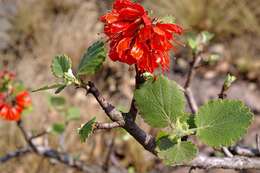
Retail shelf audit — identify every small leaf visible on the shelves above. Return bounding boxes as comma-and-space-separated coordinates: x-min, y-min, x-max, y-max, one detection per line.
66, 107, 81, 121
78, 117, 96, 142
52, 123, 65, 134
55, 84, 67, 94
157, 137, 197, 165
224, 74, 236, 90
134, 75, 185, 128
51, 55, 72, 78
200, 31, 214, 44
77, 41, 106, 76
32, 83, 65, 92
195, 99, 253, 147
187, 37, 197, 50
49, 96, 66, 108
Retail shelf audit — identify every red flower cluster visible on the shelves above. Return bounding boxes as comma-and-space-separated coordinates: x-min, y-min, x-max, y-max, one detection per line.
0, 70, 31, 121
101, 0, 183, 73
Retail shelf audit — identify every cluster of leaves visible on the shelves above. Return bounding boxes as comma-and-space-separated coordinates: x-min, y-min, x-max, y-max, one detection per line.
33, 41, 106, 93
33, 41, 106, 142
134, 76, 253, 164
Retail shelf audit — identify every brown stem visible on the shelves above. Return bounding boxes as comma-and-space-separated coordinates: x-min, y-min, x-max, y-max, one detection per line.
184, 53, 201, 113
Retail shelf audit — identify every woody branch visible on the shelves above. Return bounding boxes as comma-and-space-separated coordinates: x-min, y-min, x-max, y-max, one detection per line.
80, 75, 260, 170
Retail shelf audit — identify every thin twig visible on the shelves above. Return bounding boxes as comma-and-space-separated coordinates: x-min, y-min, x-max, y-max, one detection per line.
184, 53, 201, 113
0, 147, 31, 163
256, 134, 260, 153
17, 120, 38, 152
103, 132, 116, 172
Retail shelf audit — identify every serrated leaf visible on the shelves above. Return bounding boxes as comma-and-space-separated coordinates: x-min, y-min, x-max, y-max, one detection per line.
77, 41, 106, 76
134, 75, 185, 128
52, 123, 65, 134
78, 117, 96, 142
157, 137, 197, 165
66, 107, 81, 121
32, 83, 65, 92
51, 55, 72, 78
195, 99, 253, 147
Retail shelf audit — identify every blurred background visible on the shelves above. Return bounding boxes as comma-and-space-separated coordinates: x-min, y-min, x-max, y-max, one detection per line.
0, 0, 260, 172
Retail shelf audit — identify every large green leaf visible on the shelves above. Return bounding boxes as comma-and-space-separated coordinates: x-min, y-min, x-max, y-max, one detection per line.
77, 41, 106, 76
157, 136, 197, 165
51, 55, 72, 78
134, 76, 185, 128
78, 117, 96, 142
195, 99, 253, 147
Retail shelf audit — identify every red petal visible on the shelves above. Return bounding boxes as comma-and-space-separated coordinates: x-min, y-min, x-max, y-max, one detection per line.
153, 26, 165, 36
116, 37, 132, 57
119, 7, 143, 21
131, 41, 144, 60
100, 11, 119, 24
157, 23, 183, 35
16, 91, 31, 108
138, 26, 152, 42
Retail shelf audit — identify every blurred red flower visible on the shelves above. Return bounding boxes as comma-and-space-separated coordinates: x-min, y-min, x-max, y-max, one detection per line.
0, 70, 15, 80
0, 91, 31, 121
101, 0, 183, 73
0, 69, 31, 121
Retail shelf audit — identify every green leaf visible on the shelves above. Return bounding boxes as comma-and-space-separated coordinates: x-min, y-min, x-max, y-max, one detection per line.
134, 75, 185, 128
78, 117, 96, 142
55, 84, 67, 94
200, 31, 214, 44
77, 41, 106, 76
49, 96, 66, 108
223, 74, 236, 90
157, 137, 197, 165
32, 83, 65, 92
187, 37, 197, 50
66, 107, 81, 121
51, 55, 72, 78
195, 99, 253, 147
52, 123, 65, 134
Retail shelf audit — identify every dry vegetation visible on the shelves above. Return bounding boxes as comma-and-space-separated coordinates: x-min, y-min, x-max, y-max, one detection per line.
0, 0, 260, 173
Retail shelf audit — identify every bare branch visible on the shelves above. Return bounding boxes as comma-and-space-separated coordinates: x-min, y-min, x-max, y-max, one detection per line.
82, 82, 157, 154
186, 154, 260, 170
185, 88, 198, 113
183, 53, 201, 113
229, 145, 260, 157
95, 122, 122, 130
0, 147, 31, 163
256, 134, 260, 153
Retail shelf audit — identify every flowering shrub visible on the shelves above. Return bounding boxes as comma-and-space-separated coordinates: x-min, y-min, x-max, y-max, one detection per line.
1, 0, 256, 169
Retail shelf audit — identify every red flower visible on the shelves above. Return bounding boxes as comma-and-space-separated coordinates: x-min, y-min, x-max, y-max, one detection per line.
0, 70, 15, 80
101, 0, 183, 73
0, 91, 31, 121
16, 91, 31, 108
